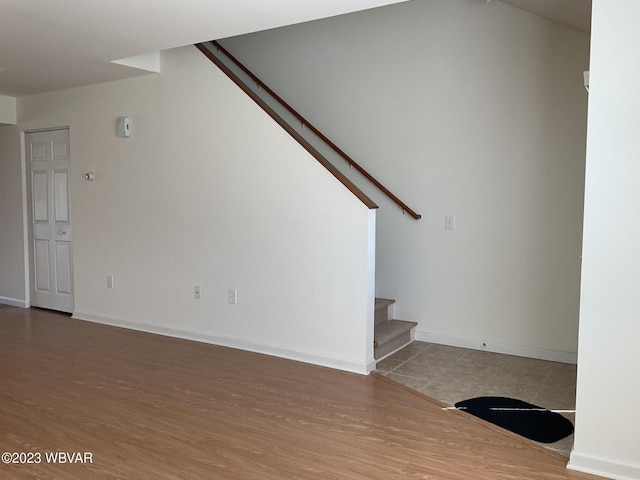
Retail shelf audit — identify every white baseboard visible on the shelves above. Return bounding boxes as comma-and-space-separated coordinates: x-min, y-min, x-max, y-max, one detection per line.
414, 329, 577, 364
72, 311, 370, 375
569, 451, 640, 480
0, 296, 28, 308
365, 358, 377, 373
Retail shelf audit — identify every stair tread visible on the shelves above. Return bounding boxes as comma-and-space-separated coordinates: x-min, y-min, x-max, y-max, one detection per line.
374, 319, 417, 345
375, 298, 396, 310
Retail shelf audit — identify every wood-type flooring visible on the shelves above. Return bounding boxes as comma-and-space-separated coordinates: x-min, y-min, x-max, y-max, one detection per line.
0, 306, 602, 479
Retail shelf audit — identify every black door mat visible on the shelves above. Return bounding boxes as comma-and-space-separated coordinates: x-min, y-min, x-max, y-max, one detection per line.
455, 396, 574, 443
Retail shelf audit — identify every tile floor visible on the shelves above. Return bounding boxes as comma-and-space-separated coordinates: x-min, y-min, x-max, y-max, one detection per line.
375, 341, 577, 457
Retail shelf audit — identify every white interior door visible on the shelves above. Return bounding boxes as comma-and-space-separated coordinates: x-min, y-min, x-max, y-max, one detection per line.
26, 128, 74, 313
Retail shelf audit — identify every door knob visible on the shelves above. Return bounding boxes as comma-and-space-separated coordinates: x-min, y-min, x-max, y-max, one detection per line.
59, 230, 67, 235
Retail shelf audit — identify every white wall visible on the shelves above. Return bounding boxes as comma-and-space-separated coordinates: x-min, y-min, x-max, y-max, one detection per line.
0, 95, 17, 124
220, 0, 590, 362
569, 1, 640, 478
7, 45, 375, 373
0, 124, 26, 306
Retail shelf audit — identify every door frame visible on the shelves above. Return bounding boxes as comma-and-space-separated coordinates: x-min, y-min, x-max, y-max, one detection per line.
20, 126, 73, 310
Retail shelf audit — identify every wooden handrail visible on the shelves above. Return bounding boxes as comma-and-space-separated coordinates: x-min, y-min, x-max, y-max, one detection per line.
198, 41, 421, 220
195, 43, 377, 211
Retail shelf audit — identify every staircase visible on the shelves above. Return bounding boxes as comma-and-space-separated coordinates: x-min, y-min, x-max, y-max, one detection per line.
374, 298, 417, 360
195, 42, 421, 363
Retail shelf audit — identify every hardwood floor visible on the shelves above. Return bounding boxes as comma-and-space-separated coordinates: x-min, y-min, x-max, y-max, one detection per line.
0, 306, 602, 479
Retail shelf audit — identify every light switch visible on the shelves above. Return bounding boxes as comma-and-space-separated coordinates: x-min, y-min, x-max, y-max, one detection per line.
445, 215, 456, 230
228, 289, 238, 305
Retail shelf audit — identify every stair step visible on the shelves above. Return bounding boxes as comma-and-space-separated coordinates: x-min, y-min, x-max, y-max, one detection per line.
375, 298, 395, 325
375, 298, 395, 310
374, 319, 417, 360
374, 298, 417, 360
374, 319, 417, 346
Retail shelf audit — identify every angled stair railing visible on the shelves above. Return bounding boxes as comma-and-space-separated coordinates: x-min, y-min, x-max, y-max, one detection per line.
196, 40, 421, 220
195, 42, 376, 211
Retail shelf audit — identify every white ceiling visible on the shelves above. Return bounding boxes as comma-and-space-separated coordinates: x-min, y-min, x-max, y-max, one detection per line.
0, 0, 407, 97
0, 0, 592, 98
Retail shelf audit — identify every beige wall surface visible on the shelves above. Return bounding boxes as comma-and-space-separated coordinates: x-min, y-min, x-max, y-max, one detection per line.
221, 0, 590, 361
0, 95, 17, 125
5, 46, 374, 373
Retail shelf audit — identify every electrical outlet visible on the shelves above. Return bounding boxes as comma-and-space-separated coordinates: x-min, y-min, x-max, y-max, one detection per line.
107, 275, 114, 288
228, 288, 237, 305
194, 286, 201, 299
